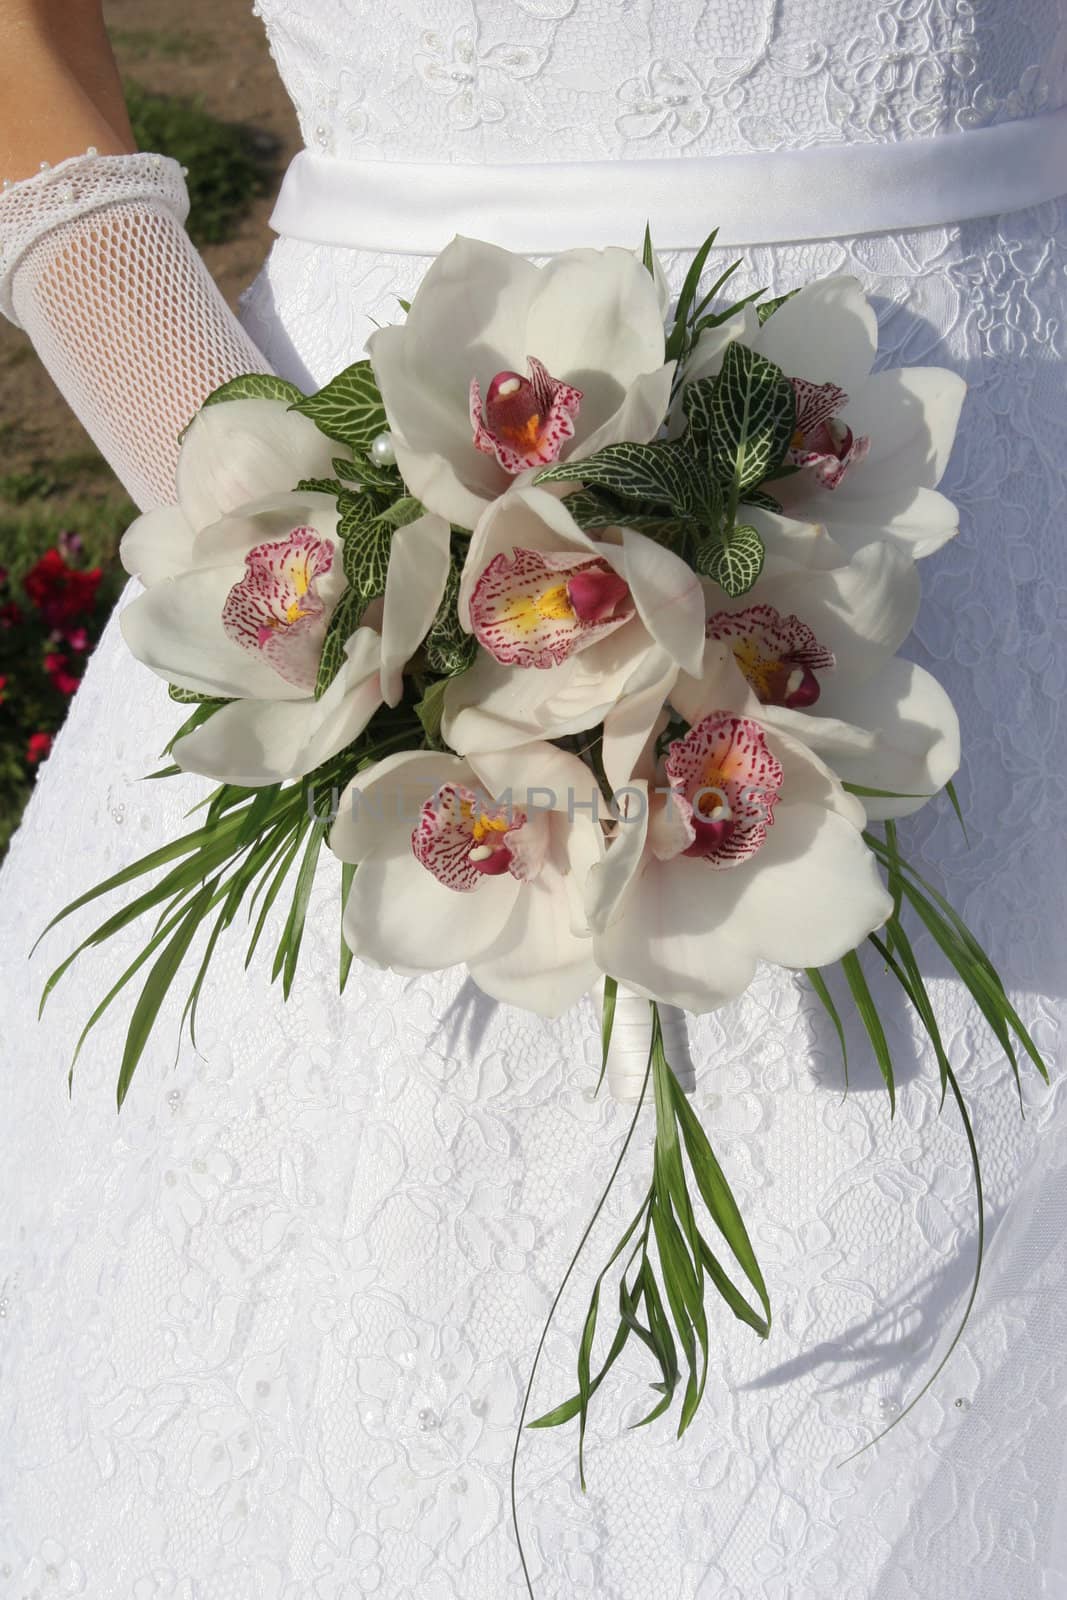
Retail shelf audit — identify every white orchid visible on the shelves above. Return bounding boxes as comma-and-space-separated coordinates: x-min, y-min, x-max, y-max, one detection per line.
329, 743, 603, 1016
586, 670, 893, 1014
122, 443, 451, 787
681, 276, 966, 560
121, 396, 344, 580
441, 483, 705, 790
677, 532, 961, 819
367, 236, 675, 530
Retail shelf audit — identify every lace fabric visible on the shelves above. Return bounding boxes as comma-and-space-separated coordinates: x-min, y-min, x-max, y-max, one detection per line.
0, 154, 271, 509
2, 4, 1067, 1597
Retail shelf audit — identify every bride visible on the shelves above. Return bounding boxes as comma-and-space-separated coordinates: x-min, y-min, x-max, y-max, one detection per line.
1, 2, 1065, 1595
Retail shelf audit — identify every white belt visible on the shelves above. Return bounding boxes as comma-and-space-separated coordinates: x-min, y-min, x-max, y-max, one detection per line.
270, 107, 1067, 256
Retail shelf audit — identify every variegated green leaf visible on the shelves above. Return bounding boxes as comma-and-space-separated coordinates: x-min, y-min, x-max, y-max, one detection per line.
201, 372, 305, 409
694, 523, 764, 596
756, 288, 800, 324
168, 683, 229, 707
374, 495, 426, 529
708, 343, 796, 493
290, 359, 388, 452
314, 588, 363, 700
536, 441, 697, 516
424, 560, 477, 677
295, 476, 346, 497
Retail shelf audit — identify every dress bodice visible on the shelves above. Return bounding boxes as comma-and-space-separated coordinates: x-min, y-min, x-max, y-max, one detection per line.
255, 0, 1067, 165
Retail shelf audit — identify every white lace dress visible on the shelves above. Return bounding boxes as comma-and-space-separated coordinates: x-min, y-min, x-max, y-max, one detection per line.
2, 4, 1066, 1596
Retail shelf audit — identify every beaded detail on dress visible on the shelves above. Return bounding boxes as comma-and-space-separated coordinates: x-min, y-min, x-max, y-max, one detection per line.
254, 0, 1067, 164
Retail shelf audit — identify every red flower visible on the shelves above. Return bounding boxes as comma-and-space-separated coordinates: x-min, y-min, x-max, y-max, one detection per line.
23, 548, 103, 628
0, 601, 23, 628
44, 651, 81, 697
0, 673, 7, 703
27, 731, 53, 765
63, 625, 90, 652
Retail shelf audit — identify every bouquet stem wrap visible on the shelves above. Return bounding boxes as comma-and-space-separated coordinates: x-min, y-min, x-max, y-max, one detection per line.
598, 980, 695, 1101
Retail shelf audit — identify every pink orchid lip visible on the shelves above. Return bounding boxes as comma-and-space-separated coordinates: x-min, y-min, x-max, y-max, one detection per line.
469, 355, 583, 475
222, 528, 335, 691
411, 781, 529, 892
706, 603, 835, 710
469, 546, 635, 669
787, 376, 871, 489
663, 712, 784, 867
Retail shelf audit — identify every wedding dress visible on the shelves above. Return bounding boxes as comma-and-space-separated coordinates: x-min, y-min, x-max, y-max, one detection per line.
1, 3, 1066, 1595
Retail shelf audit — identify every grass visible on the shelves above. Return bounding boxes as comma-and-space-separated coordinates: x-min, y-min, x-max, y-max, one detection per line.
126, 81, 279, 247
111, 27, 214, 64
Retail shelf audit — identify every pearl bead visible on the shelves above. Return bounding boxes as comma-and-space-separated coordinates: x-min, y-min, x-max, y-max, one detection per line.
1, 179, 11, 191
150, 154, 162, 168
180, 165, 190, 177
369, 431, 397, 467
59, 184, 74, 204
39, 161, 52, 172
86, 146, 98, 158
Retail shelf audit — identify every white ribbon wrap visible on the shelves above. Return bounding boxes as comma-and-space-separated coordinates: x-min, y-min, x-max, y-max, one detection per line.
596, 980, 696, 1104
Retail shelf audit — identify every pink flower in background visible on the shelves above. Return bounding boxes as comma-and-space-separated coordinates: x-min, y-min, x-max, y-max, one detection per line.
27, 731, 53, 765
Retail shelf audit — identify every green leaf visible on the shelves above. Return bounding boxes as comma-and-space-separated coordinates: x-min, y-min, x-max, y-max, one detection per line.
703, 341, 797, 495
338, 489, 394, 605
805, 966, 849, 1091
840, 948, 896, 1113
694, 523, 765, 597
945, 777, 969, 843
290, 359, 388, 453
665, 226, 719, 363
116, 880, 218, 1107
168, 684, 230, 707
535, 440, 697, 517
414, 676, 450, 743
597, 975, 618, 1096
314, 587, 363, 700
423, 558, 478, 677
756, 288, 800, 324
201, 372, 305, 410
295, 475, 346, 497
641, 222, 655, 277
740, 488, 781, 514
842, 1062, 984, 1463
667, 1059, 770, 1329
164, 699, 230, 756
339, 861, 356, 993
373, 494, 425, 529
274, 818, 325, 1000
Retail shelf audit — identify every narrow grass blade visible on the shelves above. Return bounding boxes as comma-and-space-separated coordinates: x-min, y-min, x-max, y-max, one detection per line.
805, 966, 849, 1092
841, 1061, 983, 1462
840, 948, 895, 1114
116, 881, 217, 1108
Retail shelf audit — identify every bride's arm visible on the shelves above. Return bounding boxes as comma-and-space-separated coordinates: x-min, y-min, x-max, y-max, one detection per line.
0, 0, 273, 511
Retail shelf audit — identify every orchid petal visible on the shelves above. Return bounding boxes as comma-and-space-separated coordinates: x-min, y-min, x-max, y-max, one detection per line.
816, 656, 961, 819
379, 513, 452, 705
176, 398, 340, 531
172, 629, 382, 785
120, 505, 196, 586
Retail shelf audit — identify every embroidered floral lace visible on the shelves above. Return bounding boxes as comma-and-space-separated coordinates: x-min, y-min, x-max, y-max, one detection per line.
1, 3, 1066, 1596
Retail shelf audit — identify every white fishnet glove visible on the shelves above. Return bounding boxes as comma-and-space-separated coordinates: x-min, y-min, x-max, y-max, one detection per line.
0, 151, 273, 510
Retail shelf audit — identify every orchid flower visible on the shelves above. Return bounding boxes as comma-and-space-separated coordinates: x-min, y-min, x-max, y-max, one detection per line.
681, 276, 966, 559
442, 484, 705, 791
367, 236, 675, 529
586, 655, 893, 1013
330, 743, 604, 1016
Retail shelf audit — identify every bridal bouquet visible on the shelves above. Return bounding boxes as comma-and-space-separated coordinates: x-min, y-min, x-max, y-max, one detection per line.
44, 228, 1045, 1570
